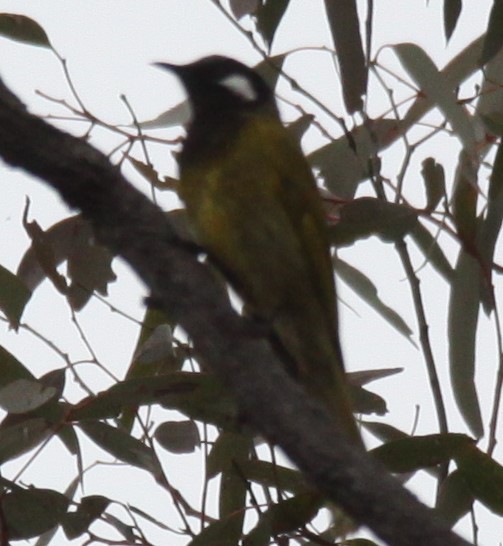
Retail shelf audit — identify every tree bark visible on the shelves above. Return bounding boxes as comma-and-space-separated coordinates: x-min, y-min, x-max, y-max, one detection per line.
0, 77, 470, 546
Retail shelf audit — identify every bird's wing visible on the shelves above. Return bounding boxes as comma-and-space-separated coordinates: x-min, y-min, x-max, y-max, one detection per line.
179, 114, 359, 442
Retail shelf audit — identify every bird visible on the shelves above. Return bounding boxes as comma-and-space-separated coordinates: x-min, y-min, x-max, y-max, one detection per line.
155, 56, 361, 445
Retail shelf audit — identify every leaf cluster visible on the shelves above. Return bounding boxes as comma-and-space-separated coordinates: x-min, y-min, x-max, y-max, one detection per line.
0, 3, 502, 545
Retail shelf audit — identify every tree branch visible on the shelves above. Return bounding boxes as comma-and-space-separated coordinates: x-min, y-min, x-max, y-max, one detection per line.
0, 77, 470, 546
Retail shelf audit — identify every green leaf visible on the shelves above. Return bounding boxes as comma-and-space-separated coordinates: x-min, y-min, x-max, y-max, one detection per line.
336, 258, 413, 340
309, 119, 399, 199
39, 368, 66, 397
479, 0, 503, 66
0, 264, 31, 328
139, 99, 191, 129
206, 431, 254, 543
448, 250, 483, 438
409, 222, 454, 283
403, 35, 484, 132
331, 197, 417, 246
229, 0, 259, 19
120, 307, 179, 432
70, 372, 238, 429
217, 432, 253, 544
349, 370, 402, 416
238, 459, 307, 494
79, 420, 158, 473
362, 421, 409, 443
254, 54, 286, 91
62, 495, 110, 539
188, 511, 248, 546
479, 139, 503, 302
349, 385, 388, 415
452, 150, 479, 246
208, 430, 241, 479
154, 420, 200, 454
56, 420, 82, 461
2, 488, 69, 540
129, 156, 177, 191
149, 372, 238, 428
132, 324, 175, 370
436, 470, 473, 526
349, 367, 403, 387
421, 157, 446, 212
128, 504, 173, 531
0, 378, 57, 414
476, 47, 503, 135
364, 424, 443, 479
323, 0, 367, 112
443, 0, 462, 42
479, 112, 503, 136
0, 345, 35, 386
0, 368, 67, 423
372, 433, 473, 473
0, 417, 50, 464
18, 215, 116, 311
456, 444, 503, 515
101, 513, 137, 542
0, 14, 51, 48
243, 491, 321, 546
394, 43, 476, 150
287, 113, 315, 143
128, 312, 177, 374
35, 477, 80, 546
255, 0, 290, 50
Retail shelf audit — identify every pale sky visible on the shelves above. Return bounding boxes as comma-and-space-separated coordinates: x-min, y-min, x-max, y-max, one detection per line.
0, 2, 499, 544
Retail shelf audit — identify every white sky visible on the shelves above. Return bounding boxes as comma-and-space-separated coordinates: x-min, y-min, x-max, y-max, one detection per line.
0, 1, 500, 545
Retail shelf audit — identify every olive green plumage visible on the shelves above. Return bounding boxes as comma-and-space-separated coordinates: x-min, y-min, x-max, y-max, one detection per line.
157, 56, 360, 445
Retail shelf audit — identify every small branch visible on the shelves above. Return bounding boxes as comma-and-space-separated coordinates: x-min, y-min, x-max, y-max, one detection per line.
395, 240, 449, 436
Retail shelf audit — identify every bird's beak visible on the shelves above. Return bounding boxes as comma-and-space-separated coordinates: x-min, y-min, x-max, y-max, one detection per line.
152, 62, 183, 75
153, 61, 173, 70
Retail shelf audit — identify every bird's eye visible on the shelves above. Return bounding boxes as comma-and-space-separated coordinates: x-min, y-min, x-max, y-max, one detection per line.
218, 74, 258, 102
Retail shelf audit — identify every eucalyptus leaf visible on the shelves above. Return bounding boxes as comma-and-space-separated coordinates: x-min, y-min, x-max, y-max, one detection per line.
443, 0, 462, 42
323, 0, 367, 112
479, 0, 503, 65
336, 258, 413, 341
372, 433, 472, 473
0, 14, 51, 48
448, 250, 483, 438
456, 444, 503, 515
395, 42, 477, 150
79, 421, 158, 473
0, 265, 31, 328
436, 470, 473, 526
3, 488, 69, 540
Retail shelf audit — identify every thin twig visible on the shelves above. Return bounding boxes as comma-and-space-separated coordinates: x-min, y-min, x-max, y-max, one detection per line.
395, 240, 449, 438
487, 297, 503, 455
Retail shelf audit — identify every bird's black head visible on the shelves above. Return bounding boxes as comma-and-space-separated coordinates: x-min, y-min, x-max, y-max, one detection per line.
155, 56, 278, 120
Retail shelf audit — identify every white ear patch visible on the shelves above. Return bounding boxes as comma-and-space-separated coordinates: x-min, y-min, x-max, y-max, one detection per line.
218, 74, 258, 102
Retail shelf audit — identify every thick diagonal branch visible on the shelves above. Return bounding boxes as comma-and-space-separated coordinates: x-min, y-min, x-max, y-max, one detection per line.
0, 78, 469, 546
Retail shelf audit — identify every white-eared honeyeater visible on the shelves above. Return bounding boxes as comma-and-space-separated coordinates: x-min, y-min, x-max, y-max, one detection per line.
156, 56, 360, 445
